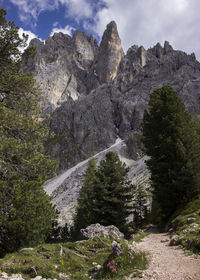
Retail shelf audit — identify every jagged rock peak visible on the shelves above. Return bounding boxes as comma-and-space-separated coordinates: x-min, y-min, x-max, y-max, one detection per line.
164, 41, 173, 54
95, 20, 124, 84
149, 41, 173, 58
30, 38, 44, 49
72, 30, 98, 68
127, 45, 147, 67
104, 20, 118, 36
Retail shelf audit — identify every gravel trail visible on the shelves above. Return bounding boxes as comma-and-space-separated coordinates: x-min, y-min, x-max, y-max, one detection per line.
129, 233, 200, 280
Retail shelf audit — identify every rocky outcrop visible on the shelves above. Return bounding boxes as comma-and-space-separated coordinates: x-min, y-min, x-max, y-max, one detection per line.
23, 22, 200, 224
44, 139, 150, 226
112, 241, 123, 256
23, 32, 99, 112
23, 21, 124, 112
48, 86, 118, 170
73, 30, 98, 69
95, 21, 124, 83
169, 235, 181, 246
48, 41, 200, 171
0, 273, 54, 280
24, 23, 200, 169
80, 223, 124, 240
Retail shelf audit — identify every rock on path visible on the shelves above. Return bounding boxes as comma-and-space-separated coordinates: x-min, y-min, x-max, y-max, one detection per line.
129, 233, 200, 280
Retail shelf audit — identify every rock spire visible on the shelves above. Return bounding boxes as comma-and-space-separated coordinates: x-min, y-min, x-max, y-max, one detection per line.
95, 21, 124, 83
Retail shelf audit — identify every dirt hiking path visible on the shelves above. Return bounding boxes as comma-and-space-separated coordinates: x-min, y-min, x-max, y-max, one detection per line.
129, 233, 200, 280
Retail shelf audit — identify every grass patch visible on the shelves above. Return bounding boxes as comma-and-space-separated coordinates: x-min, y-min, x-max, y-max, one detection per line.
0, 236, 148, 280
131, 232, 149, 243
170, 195, 200, 254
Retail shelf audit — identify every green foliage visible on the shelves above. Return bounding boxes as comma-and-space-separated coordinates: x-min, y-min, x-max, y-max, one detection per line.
93, 152, 133, 231
0, 237, 147, 280
127, 133, 144, 158
0, 9, 27, 72
142, 85, 200, 221
73, 152, 133, 236
97, 243, 147, 279
0, 9, 57, 256
22, 45, 37, 63
133, 184, 149, 227
169, 195, 200, 253
131, 232, 149, 243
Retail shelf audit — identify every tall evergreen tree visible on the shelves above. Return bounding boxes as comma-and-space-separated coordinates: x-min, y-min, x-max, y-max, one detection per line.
93, 152, 133, 231
73, 152, 133, 235
142, 85, 200, 221
133, 184, 149, 226
0, 9, 57, 256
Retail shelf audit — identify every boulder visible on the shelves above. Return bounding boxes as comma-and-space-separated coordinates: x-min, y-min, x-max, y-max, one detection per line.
58, 273, 70, 280
80, 223, 124, 240
112, 241, 123, 256
169, 235, 181, 246
182, 228, 197, 234
0, 273, 24, 280
187, 217, 196, 223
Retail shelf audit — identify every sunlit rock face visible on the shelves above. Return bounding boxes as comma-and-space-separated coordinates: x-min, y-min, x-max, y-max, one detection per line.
24, 22, 200, 172
23, 31, 99, 112
47, 39, 200, 172
23, 22, 200, 225
23, 21, 124, 112
95, 21, 124, 84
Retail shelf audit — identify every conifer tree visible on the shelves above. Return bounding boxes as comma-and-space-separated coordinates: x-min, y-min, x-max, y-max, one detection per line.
74, 152, 133, 235
142, 85, 200, 221
133, 184, 149, 226
93, 152, 133, 231
0, 9, 57, 256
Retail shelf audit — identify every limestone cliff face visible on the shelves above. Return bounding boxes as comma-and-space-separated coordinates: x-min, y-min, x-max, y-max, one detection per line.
95, 21, 124, 83
23, 21, 124, 112
23, 22, 200, 172
47, 41, 200, 172
23, 32, 99, 112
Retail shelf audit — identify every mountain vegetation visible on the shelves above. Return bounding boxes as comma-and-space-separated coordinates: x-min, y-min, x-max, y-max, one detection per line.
0, 8, 57, 257
142, 85, 200, 222
169, 194, 200, 253
0, 235, 147, 280
73, 152, 133, 237
0, 8, 199, 279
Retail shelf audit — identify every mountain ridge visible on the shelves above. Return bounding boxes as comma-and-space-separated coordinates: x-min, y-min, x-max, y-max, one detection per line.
22, 20, 200, 228
23, 21, 200, 173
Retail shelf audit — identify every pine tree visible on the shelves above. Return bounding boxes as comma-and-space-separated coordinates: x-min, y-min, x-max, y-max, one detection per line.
0, 9, 57, 256
133, 184, 149, 226
73, 152, 133, 235
142, 85, 200, 221
93, 152, 133, 232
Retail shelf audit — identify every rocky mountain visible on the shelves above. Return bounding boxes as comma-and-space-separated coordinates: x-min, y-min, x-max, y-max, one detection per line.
44, 138, 149, 226
23, 21, 123, 113
46, 32, 200, 172
24, 21, 200, 222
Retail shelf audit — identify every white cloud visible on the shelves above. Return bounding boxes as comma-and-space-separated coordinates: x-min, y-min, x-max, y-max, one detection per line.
9, 0, 94, 26
18, 28, 38, 44
18, 28, 42, 52
50, 25, 75, 37
8, 0, 200, 60
53, 21, 59, 28
60, 0, 93, 21
91, 0, 200, 60
10, 0, 59, 26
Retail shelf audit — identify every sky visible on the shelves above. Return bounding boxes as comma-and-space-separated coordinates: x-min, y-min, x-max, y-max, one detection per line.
1, 0, 200, 60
